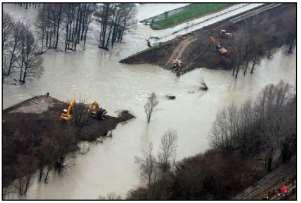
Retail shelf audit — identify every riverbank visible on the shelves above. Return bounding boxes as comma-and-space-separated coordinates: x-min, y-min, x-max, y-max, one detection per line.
127, 81, 296, 200
128, 149, 296, 200
121, 4, 296, 76
3, 95, 134, 194
2, 4, 296, 199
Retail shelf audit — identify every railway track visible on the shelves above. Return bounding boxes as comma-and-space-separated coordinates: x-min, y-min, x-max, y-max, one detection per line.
229, 3, 282, 24
234, 157, 296, 200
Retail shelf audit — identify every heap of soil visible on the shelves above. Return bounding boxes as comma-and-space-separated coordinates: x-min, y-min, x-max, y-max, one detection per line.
120, 4, 296, 75
3, 95, 135, 187
3, 95, 134, 140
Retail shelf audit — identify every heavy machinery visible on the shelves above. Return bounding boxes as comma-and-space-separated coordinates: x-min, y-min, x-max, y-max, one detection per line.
208, 36, 228, 55
60, 98, 76, 121
88, 101, 100, 115
88, 101, 107, 120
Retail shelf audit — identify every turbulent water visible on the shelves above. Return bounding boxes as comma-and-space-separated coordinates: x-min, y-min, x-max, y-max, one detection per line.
3, 4, 296, 200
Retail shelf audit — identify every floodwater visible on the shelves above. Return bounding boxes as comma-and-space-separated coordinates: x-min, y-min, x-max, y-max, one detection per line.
3, 4, 296, 200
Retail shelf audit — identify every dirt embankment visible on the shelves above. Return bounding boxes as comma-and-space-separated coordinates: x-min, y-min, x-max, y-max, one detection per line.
120, 4, 296, 75
3, 95, 134, 188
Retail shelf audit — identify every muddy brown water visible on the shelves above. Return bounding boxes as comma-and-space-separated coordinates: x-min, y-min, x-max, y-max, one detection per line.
3, 4, 296, 200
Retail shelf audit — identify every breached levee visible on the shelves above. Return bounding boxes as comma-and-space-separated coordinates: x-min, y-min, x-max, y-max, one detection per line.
3, 95, 135, 190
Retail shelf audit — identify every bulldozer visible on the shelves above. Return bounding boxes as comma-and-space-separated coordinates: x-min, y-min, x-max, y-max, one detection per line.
88, 101, 107, 120
60, 98, 76, 121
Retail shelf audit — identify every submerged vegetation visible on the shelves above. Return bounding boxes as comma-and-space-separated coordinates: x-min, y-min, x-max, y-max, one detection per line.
2, 3, 296, 200
2, 13, 38, 83
128, 81, 296, 200
3, 3, 136, 84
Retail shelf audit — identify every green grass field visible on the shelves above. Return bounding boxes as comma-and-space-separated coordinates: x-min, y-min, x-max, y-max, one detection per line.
150, 3, 233, 30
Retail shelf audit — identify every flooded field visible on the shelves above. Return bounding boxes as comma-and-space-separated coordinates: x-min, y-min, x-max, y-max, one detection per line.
3, 3, 296, 199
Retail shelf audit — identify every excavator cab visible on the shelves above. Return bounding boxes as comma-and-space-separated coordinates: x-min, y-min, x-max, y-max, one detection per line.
88, 101, 107, 120
88, 101, 100, 116
60, 98, 76, 121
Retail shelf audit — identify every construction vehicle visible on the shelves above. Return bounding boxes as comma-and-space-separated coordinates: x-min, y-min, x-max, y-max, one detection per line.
88, 101, 100, 115
171, 59, 183, 67
208, 36, 228, 56
60, 98, 76, 121
220, 29, 233, 39
171, 58, 183, 73
88, 101, 107, 120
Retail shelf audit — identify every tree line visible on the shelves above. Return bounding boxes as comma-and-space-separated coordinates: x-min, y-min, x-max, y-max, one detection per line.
3, 13, 37, 83
227, 6, 296, 78
128, 81, 296, 200
3, 110, 78, 197
36, 3, 95, 52
211, 81, 296, 168
35, 3, 135, 51
3, 3, 136, 83
95, 3, 136, 50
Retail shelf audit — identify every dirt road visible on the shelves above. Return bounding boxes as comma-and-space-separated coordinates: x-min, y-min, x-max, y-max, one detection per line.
166, 36, 197, 65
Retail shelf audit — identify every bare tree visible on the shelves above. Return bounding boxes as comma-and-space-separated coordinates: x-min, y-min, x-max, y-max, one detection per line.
144, 92, 159, 123
282, 7, 296, 53
158, 130, 178, 172
135, 143, 158, 187
14, 154, 37, 196
3, 12, 14, 49
97, 3, 136, 50
17, 25, 37, 83
230, 26, 253, 79
5, 21, 24, 76
63, 3, 94, 52
3, 16, 38, 83
2, 13, 14, 75
210, 81, 295, 162
229, 20, 267, 77
36, 4, 63, 51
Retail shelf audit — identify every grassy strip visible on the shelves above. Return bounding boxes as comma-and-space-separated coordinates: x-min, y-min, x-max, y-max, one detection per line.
150, 3, 233, 30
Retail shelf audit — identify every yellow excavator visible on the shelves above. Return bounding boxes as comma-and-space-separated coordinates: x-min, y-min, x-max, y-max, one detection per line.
60, 98, 76, 121
88, 101, 107, 120
88, 101, 100, 115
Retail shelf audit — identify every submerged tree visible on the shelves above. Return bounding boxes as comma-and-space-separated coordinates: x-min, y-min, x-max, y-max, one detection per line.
144, 92, 159, 123
135, 143, 158, 187
36, 4, 63, 51
211, 81, 296, 166
3, 14, 38, 83
17, 25, 37, 83
63, 3, 95, 51
158, 130, 178, 172
3, 12, 14, 49
96, 3, 136, 50
3, 20, 23, 76
36, 3, 95, 52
